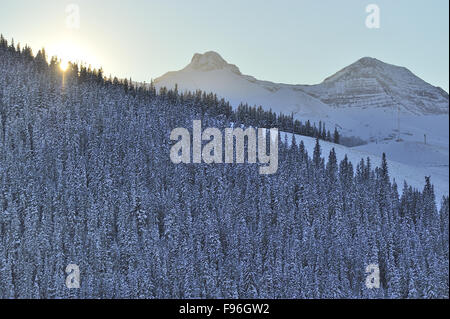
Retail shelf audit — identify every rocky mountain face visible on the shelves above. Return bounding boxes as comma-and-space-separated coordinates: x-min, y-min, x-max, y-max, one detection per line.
299, 57, 449, 115
187, 51, 242, 75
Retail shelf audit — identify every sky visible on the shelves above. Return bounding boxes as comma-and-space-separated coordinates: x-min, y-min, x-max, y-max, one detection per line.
0, 0, 448, 92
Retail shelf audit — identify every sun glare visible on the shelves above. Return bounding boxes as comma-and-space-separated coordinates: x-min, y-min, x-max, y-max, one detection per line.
60, 60, 69, 72
48, 41, 101, 71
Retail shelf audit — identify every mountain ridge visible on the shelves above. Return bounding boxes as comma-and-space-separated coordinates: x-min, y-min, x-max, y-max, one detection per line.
155, 51, 449, 115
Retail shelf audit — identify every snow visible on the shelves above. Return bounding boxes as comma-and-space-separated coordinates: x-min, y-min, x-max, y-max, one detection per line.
282, 132, 449, 205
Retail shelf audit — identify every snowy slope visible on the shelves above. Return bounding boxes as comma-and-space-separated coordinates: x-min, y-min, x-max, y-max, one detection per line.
283, 132, 449, 204
154, 51, 449, 198
155, 52, 330, 118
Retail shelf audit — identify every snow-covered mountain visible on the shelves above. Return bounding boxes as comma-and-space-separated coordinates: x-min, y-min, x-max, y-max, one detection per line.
154, 51, 330, 118
300, 57, 449, 115
155, 51, 448, 115
154, 51, 449, 199
154, 52, 448, 142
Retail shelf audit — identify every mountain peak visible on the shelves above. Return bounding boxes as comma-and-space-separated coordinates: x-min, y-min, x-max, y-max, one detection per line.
187, 51, 241, 75
316, 57, 448, 114
323, 56, 407, 84
191, 51, 226, 68
356, 56, 384, 67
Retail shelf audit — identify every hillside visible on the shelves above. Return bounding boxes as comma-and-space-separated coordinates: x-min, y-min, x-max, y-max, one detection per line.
282, 132, 448, 204
0, 38, 448, 299
154, 51, 449, 200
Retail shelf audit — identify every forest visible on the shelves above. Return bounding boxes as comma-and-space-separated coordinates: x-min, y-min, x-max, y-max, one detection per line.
0, 37, 448, 298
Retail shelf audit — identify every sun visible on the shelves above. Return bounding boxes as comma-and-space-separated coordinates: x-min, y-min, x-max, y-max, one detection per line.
60, 60, 69, 72
48, 41, 101, 72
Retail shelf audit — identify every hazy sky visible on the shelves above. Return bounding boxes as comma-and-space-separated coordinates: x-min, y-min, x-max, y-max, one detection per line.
0, 0, 448, 91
